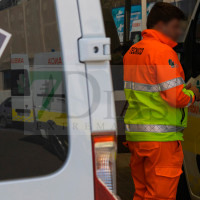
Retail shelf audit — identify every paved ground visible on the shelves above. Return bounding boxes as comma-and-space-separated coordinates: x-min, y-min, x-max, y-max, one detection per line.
117, 153, 134, 200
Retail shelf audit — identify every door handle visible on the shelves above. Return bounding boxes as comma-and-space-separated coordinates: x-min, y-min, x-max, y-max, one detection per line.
79, 38, 111, 62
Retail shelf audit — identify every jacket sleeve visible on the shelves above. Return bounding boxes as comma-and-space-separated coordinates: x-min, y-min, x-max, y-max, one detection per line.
155, 49, 195, 108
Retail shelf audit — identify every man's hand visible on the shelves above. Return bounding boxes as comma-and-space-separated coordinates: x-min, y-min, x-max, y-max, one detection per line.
189, 86, 200, 101
185, 83, 192, 90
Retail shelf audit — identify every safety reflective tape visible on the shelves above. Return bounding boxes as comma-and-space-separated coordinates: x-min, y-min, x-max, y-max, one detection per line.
186, 94, 193, 107
159, 77, 185, 91
124, 81, 160, 92
125, 124, 184, 133
124, 77, 185, 92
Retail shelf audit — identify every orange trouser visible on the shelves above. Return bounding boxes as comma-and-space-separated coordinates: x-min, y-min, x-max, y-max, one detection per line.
128, 141, 184, 200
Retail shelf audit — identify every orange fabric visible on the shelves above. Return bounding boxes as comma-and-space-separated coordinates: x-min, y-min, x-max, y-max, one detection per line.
123, 29, 195, 107
128, 141, 184, 200
160, 85, 194, 108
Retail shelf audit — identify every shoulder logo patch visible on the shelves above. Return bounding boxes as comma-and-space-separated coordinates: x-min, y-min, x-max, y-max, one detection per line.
168, 59, 178, 68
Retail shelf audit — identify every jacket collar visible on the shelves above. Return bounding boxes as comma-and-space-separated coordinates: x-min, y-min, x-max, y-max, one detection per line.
142, 29, 177, 48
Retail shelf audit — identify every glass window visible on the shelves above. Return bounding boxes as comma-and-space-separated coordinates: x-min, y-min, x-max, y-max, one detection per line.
0, 0, 68, 181
11, 70, 30, 96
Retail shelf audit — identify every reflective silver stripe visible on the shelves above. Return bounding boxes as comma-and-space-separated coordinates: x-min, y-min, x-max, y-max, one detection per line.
124, 77, 185, 92
133, 82, 160, 92
159, 77, 185, 91
124, 81, 132, 89
124, 81, 160, 92
186, 94, 193, 107
125, 124, 184, 133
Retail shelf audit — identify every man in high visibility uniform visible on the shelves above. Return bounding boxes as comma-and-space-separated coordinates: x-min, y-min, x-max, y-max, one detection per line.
123, 2, 200, 200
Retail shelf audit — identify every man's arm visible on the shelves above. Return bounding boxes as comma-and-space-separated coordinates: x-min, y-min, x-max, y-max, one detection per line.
155, 49, 199, 108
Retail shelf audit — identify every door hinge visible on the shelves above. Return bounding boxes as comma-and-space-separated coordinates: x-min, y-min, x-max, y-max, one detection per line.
79, 38, 111, 62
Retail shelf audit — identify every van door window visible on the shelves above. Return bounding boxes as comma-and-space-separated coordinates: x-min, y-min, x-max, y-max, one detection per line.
11, 70, 30, 96
0, 0, 69, 181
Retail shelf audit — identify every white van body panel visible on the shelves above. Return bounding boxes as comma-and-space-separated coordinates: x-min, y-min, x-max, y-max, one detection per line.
0, 0, 95, 199
78, 0, 117, 133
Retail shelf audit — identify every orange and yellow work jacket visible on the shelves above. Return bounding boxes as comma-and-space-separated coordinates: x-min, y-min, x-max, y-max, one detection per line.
123, 29, 195, 142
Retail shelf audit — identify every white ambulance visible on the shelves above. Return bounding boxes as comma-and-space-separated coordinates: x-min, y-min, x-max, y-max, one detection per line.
0, 0, 118, 199
11, 52, 68, 161
0, 0, 199, 200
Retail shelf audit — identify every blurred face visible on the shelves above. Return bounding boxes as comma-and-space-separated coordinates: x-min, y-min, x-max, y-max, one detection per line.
157, 19, 183, 42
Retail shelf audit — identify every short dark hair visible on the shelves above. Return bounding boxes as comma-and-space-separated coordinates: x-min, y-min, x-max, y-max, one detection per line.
147, 2, 186, 29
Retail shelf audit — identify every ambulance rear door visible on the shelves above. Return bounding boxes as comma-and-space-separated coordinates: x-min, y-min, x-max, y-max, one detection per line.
0, 0, 95, 199
11, 54, 34, 129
